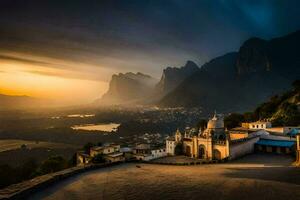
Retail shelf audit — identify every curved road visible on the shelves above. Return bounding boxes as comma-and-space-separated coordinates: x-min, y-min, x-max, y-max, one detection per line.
29, 154, 300, 200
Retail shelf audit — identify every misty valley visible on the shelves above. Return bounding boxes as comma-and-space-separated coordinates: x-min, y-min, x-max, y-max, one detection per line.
0, 106, 202, 167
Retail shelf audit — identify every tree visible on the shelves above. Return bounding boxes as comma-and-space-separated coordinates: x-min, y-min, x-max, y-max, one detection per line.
92, 153, 105, 163
0, 165, 16, 189
37, 156, 68, 174
175, 143, 183, 155
68, 153, 77, 167
224, 113, 244, 129
18, 158, 38, 180
243, 112, 254, 122
83, 142, 95, 154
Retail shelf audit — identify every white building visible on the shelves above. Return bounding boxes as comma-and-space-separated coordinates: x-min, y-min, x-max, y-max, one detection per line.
150, 148, 167, 160
134, 143, 166, 161
166, 129, 182, 155
248, 121, 272, 130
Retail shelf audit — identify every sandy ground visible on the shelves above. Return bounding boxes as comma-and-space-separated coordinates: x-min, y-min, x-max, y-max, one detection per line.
152, 155, 204, 163
29, 154, 300, 200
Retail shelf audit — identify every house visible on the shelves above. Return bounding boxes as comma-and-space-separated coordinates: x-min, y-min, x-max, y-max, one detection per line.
104, 152, 125, 163
248, 121, 272, 130
134, 143, 151, 161
150, 148, 167, 160
229, 127, 251, 140
90, 144, 121, 157
76, 151, 92, 165
120, 147, 134, 161
166, 129, 182, 155
134, 143, 166, 161
246, 121, 299, 136
77, 143, 124, 165
296, 134, 300, 165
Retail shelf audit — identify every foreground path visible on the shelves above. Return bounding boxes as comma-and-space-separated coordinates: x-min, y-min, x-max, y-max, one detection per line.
29, 154, 300, 200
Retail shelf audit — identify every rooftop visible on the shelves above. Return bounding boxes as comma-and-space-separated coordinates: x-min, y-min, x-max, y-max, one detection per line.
256, 139, 295, 148
104, 152, 123, 158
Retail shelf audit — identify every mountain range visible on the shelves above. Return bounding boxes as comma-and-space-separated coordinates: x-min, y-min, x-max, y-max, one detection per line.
160, 30, 300, 113
2, 30, 299, 113
98, 61, 199, 105
99, 30, 300, 113
0, 94, 47, 110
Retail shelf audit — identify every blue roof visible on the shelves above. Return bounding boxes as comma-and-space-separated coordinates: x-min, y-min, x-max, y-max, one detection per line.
256, 139, 295, 148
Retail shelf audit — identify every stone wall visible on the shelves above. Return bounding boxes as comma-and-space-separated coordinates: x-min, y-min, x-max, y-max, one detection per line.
229, 136, 260, 160
0, 162, 121, 200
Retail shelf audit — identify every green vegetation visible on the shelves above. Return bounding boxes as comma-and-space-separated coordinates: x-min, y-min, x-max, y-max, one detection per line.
0, 155, 74, 189
224, 80, 300, 127
36, 156, 68, 175
224, 113, 245, 129
83, 142, 96, 154
92, 153, 105, 163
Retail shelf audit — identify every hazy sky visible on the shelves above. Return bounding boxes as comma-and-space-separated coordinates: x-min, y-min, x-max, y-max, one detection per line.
0, 0, 300, 104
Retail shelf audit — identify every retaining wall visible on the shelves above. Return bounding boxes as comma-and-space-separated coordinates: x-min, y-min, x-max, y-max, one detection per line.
229, 136, 260, 160
0, 162, 122, 200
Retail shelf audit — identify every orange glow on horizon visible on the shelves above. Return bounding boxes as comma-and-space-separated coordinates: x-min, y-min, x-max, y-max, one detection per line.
0, 62, 109, 104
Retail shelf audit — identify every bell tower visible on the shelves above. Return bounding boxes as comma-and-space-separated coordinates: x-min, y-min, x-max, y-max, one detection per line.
175, 129, 182, 142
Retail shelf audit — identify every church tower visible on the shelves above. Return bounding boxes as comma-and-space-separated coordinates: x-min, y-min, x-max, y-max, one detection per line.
175, 129, 182, 142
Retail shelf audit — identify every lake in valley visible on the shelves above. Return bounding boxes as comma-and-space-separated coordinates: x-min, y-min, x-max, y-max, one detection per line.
71, 123, 120, 132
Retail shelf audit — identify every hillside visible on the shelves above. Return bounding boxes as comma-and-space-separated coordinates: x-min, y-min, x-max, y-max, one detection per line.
159, 30, 300, 113
0, 94, 47, 110
254, 80, 300, 126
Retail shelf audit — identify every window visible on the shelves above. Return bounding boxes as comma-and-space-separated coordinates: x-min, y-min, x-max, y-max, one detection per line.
261, 124, 263, 128
256, 125, 259, 128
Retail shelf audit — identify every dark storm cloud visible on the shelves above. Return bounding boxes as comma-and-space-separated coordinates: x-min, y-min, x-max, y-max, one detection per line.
0, 0, 299, 77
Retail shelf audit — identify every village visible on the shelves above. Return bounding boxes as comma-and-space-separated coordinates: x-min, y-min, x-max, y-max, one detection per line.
76, 113, 300, 166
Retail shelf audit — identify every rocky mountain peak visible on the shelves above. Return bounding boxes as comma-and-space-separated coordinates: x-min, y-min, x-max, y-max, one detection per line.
100, 72, 157, 105
236, 37, 269, 75
155, 61, 199, 95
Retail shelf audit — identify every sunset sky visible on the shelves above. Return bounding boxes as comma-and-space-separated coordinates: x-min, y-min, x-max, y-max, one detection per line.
1, 0, 300, 105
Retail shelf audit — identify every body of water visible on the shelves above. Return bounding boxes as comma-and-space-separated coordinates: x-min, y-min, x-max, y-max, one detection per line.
67, 114, 95, 118
71, 123, 120, 132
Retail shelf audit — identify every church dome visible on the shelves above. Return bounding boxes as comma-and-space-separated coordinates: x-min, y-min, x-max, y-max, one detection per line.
207, 114, 224, 129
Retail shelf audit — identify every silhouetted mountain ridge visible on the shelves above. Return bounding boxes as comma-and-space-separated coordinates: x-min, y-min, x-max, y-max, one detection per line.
99, 72, 157, 105
154, 60, 199, 96
159, 30, 300, 113
0, 94, 47, 110
99, 61, 199, 105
